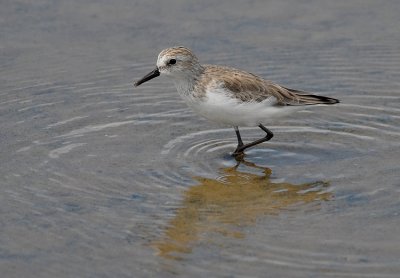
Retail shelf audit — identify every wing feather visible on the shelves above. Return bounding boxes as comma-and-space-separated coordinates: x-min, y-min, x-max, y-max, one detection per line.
201, 65, 339, 106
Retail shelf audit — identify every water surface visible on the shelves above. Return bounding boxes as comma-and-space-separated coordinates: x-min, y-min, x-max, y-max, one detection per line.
1, 0, 400, 277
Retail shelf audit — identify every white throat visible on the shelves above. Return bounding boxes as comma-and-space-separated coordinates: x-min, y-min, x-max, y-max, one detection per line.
172, 75, 196, 97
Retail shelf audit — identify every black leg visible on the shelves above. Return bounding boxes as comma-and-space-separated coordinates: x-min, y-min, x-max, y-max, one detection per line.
233, 126, 244, 157
234, 126, 244, 148
232, 124, 274, 157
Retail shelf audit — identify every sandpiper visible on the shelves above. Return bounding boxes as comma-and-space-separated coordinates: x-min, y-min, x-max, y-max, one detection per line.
134, 46, 339, 157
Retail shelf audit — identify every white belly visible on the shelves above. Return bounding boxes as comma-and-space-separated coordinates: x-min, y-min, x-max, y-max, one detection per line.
181, 90, 301, 127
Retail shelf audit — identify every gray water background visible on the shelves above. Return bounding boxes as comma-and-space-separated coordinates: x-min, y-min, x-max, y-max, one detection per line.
1, 0, 400, 277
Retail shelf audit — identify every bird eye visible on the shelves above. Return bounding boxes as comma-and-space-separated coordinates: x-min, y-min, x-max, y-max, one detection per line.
168, 59, 176, 65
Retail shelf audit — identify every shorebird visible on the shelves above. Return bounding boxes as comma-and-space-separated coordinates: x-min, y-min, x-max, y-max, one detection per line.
134, 46, 339, 157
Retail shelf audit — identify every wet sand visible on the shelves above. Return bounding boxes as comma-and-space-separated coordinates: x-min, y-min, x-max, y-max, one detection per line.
1, 0, 400, 277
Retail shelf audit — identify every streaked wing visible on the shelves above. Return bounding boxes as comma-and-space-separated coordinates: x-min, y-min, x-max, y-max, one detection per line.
203, 65, 339, 105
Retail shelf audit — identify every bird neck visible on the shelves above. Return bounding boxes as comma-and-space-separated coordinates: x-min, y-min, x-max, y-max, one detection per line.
173, 64, 204, 96
173, 77, 196, 96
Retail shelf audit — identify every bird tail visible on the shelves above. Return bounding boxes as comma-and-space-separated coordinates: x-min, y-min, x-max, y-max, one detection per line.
284, 87, 340, 105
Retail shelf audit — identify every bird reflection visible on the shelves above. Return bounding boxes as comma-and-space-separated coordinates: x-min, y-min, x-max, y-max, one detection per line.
153, 160, 332, 259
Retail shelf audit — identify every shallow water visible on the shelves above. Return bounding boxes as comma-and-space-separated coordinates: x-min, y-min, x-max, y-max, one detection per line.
1, 0, 400, 277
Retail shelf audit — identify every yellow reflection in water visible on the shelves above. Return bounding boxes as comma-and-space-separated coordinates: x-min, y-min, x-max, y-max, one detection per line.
153, 160, 332, 259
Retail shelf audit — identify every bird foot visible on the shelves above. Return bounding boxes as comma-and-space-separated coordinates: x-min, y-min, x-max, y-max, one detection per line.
232, 149, 245, 161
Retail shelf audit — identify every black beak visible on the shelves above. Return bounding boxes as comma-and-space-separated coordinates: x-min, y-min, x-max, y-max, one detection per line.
134, 68, 160, 87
